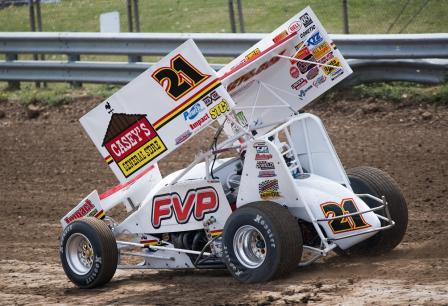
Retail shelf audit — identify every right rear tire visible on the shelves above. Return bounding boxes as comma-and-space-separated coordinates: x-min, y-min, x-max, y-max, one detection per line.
222, 201, 302, 283
340, 166, 408, 255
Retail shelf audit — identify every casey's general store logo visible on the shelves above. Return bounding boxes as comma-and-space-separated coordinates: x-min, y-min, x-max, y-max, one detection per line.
102, 113, 167, 178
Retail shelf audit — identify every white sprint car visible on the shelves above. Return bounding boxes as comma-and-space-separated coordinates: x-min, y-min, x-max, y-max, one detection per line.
59, 7, 407, 288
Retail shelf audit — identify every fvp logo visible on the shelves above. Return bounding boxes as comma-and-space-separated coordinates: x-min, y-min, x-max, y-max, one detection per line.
307, 32, 323, 46
151, 187, 219, 228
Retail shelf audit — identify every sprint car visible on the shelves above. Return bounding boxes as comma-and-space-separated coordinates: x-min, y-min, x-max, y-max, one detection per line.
59, 7, 408, 288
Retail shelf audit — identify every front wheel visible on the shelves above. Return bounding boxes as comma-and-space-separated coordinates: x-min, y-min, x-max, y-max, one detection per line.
222, 202, 302, 283
60, 217, 118, 288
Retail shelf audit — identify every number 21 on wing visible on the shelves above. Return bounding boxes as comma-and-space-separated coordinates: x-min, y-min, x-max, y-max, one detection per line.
152, 54, 209, 101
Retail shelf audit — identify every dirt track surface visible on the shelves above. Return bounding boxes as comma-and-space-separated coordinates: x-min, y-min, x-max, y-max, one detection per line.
0, 97, 447, 305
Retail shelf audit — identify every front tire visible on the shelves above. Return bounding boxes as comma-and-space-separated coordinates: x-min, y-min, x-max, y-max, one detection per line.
343, 166, 408, 255
222, 202, 302, 283
60, 217, 118, 288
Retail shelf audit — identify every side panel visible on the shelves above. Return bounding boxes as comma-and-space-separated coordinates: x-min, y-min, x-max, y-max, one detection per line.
116, 179, 232, 234
237, 139, 301, 208
60, 190, 104, 228
294, 174, 381, 249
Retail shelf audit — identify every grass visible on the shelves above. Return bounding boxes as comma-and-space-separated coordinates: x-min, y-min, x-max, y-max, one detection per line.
352, 82, 448, 104
0, 83, 121, 106
0, 0, 447, 106
1, 81, 447, 107
0, 0, 447, 34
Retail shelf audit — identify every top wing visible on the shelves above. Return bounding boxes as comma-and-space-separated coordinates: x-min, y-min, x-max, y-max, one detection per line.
218, 6, 352, 135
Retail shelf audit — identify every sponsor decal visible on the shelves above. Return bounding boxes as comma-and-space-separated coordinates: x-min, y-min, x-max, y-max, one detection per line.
151, 186, 219, 229
64, 200, 97, 224
189, 113, 210, 130
253, 141, 266, 147
313, 74, 327, 87
330, 41, 337, 50
311, 42, 331, 60
255, 153, 273, 160
272, 30, 288, 43
102, 113, 167, 177
294, 41, 304, 51
322, 57, 342, 75
209, 99, 230, 120
318, 51, 334, 64
298, 55, 317, 74
175, 130, 192, 145
258, 170, 276, 178
299, 24, 316, 38
331, 68, 344, 81
210, 229, 224, 237
291, 78, 308, 90
307, 31, 323, 47
201, 90, 221, 107
300, 12, 313, 27
295, 48, 317, 74
235, 111, 248, 127
256, 161, 275, 170
293, 46, 311, 63
298, 85, 313, 99
140, 237, 159, 245
255, 145, 269, 153
289, 66, 300, 78
306, 66, 319, 80
152, 78, 221, 131
227, 50, 286, 92
183, 102, 204, 121
259, 179, 281, 199
245, 48, 261, 60
288, 20, 301, 33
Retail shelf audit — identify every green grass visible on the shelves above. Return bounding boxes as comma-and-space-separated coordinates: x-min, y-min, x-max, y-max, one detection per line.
352, 82, 448, 104
0, 0, 447, 106
0, 0, 447, 34
1, 81, 447, 107
0, 83, 121, 106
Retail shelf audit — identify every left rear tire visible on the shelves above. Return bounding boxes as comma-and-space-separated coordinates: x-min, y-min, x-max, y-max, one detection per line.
60, 217, 118, 288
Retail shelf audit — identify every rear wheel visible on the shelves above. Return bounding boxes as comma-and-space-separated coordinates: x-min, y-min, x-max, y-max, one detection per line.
60, 217, 118, 288
341, 166, 408, 255
222, 202, 302, 283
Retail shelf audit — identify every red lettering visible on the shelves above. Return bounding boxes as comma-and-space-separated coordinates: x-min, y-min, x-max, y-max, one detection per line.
151, 187, 219, 229
226, 50, 286, 92
152, 196, 172, 228
172, 192, 195, 223
195, 190, 218, 219
64, 200, 95, 224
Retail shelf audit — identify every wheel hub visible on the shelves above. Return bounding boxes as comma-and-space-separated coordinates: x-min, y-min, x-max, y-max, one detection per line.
233, 225, 267, 268
66, 233, 94, 275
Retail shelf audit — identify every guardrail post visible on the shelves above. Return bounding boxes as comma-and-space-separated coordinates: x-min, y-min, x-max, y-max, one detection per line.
126, 0, 141, 63
68, 54, 82, 88
5, 53, 20, 90
342, 0, 349, 34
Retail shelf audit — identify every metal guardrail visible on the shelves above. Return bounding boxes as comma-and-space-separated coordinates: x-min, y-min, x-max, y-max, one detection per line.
0, 32, 447, 86
1, 59, 446, 86
1, 32, 448, 58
